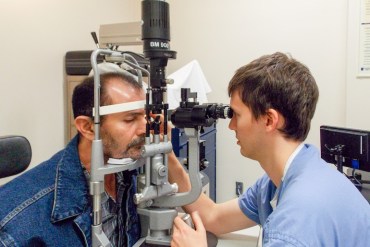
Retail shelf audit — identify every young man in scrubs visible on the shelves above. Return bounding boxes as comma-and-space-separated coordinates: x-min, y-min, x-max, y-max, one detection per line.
170, 52, 370, 247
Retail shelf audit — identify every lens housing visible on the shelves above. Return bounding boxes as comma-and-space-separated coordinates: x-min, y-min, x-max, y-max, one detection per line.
171, 103, 233, 128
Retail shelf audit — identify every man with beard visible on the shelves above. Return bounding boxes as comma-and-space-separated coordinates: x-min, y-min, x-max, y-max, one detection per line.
0, 72, 147, 247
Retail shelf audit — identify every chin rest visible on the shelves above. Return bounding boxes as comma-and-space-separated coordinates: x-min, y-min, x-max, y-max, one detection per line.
0, 135, 32, 179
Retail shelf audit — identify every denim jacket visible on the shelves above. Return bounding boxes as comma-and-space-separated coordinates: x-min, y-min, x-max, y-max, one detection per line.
0, 136, 140, 247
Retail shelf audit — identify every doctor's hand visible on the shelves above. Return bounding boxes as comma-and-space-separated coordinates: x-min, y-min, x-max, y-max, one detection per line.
171, 212, 207, 247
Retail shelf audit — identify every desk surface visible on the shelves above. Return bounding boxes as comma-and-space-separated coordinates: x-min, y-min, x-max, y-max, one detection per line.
218, 226, 260, 247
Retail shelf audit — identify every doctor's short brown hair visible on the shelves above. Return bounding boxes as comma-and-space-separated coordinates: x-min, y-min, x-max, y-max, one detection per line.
228, 52, 319, 141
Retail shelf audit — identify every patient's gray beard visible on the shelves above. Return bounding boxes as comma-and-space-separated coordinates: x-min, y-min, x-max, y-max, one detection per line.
121, 136, 146, 160
127, 135, 146, 149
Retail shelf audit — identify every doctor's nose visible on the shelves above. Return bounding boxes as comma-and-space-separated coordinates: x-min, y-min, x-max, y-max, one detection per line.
228, 115, 236, 131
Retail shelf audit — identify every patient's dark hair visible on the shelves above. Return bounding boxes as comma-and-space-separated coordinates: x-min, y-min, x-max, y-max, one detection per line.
72, 72, 142, 119
228, 52, 319, 141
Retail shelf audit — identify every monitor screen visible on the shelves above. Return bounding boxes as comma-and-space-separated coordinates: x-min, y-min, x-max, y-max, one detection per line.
320, 125, 370, 172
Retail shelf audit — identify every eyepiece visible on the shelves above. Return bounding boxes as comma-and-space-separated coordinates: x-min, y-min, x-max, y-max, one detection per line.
171, 103, 233, 128
206, 104, 233, 119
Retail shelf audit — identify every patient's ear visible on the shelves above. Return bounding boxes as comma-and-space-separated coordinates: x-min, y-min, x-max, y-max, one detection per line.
74, 116, 94, 141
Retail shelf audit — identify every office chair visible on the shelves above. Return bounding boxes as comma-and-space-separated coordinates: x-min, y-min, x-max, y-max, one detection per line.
0, 135, 32, 179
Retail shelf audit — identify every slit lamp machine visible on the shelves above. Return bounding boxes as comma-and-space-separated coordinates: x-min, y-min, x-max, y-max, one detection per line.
89, 1, 232, 246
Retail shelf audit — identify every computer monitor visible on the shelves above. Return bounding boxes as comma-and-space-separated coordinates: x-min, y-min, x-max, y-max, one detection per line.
320, 125, 370, 173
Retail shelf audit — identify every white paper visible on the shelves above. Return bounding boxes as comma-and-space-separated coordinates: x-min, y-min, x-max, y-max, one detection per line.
358, 0, 370, 76
108, 158, 134, 165
167, 60, 212, 109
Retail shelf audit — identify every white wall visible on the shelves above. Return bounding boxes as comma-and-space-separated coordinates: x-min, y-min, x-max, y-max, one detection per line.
0, 0, 140, 183
167, 0, 349, 202
1, 0, 359, 203
346, 0, 370, 129
345, 1, 370, 181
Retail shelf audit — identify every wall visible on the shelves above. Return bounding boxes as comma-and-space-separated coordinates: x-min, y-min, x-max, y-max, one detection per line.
166, 0, 349, 202
0, 0, 140, 184
345, 0, 370, 181
346, 0, 370, 130
0, 0, 354, 202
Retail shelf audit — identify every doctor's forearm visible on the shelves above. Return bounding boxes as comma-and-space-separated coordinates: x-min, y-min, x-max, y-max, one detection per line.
168, 152, 191, 193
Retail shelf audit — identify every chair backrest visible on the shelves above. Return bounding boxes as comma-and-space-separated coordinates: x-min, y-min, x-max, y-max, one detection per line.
0, 135, 32, 179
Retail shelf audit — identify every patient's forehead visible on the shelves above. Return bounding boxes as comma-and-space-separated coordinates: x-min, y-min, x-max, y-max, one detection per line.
106, 78, 145, 103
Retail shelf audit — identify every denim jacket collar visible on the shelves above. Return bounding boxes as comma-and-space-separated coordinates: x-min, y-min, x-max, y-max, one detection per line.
51, 135, 90, 223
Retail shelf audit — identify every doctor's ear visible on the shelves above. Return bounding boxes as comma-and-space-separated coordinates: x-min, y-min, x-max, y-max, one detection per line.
264, 109, 284, 131
74, 116, 94, 141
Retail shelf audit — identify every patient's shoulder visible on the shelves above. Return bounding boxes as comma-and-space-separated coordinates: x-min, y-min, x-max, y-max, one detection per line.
0, 156, 59, 217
